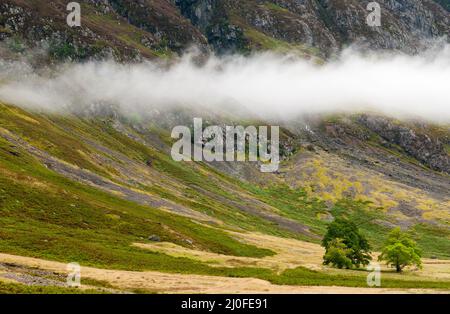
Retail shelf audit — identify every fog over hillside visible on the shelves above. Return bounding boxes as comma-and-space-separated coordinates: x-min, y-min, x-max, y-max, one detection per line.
1, 0, 450, 297
1, 44, 449, 123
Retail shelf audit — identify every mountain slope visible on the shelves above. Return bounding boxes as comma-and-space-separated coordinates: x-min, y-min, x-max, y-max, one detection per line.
177, 0, 450, 54
0, 102, 448, 257
0, 101, 449, 292
1, 0, 449, 61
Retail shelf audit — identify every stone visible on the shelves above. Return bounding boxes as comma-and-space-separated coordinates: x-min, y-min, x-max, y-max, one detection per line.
148, 235, 161, 242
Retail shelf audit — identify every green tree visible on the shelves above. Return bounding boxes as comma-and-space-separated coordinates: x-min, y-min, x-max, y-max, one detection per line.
323, 238, 353, 269
322, 218, 372, 268
378, 227, 422, 273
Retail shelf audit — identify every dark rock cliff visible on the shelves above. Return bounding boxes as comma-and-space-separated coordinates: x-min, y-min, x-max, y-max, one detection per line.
1, 0, 449, 60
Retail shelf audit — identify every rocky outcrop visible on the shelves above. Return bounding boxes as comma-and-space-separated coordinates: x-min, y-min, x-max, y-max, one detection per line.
434, 0, 450, 12
1, 0, 449, 59
108, 0, 208, 52
175, 0, 450, 55
358, 115, 449, 173
175, 0, 249, 53
319, 0, 450, 53
0, 0, 207, 61
0, 0, 142, 61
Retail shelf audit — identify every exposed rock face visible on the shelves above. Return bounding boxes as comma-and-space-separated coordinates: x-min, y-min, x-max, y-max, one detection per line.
175, 0, 249, 53
175, 0, 450, 55
0, 0, 207, 61
434, 0, 450, 12
107, 0, 208, 52
1, 0, 449, 60
0, 0, 142, 61
313, 0, 450, 53
358, 115, 449, 173
175, 0, 216, 32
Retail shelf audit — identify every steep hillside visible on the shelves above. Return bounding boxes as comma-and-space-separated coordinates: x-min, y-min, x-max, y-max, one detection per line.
0, 102, 448, 256
0, 0, 207, 61
1, 0, 449, 61
0, 101, 449, 292
177, 0, 450, 55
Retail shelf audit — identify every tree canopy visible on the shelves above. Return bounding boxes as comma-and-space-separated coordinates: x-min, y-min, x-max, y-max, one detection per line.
322, 218, 372, 268
323, 238, 353, 269
378, 227, 422, 272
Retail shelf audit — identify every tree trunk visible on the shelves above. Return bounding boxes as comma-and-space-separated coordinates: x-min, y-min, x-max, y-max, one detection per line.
395, 257, 401, 272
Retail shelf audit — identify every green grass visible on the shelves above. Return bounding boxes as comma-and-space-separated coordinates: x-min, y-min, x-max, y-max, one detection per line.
242, 183, 450, 260
412, 224, 450, 259
0, 104, 110, 176
0, 103, 299, 243
242, 27, 321, 59
3, 264, 450, 293
1, 103, 447, 262
0, 130, 274, 275
83, 8, 172, 59
330, 199, 450, 259
271, 266, 450, 289
0, 281, 103, 294
244, 184, 329, 240
263, 2, 290, 13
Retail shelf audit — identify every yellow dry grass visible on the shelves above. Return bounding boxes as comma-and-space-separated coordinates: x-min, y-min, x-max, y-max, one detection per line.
133, 231, 324, 273
134, 231, 450, 284
0, 252, 447, 294
284, 150, 450, 221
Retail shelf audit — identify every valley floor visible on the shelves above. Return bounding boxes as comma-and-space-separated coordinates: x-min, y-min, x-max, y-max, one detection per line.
1, 232, 449, 294
0, 252, 446, 294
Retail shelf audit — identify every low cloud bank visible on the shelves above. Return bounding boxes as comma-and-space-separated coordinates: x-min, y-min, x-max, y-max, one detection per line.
0, 46, 449, 122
